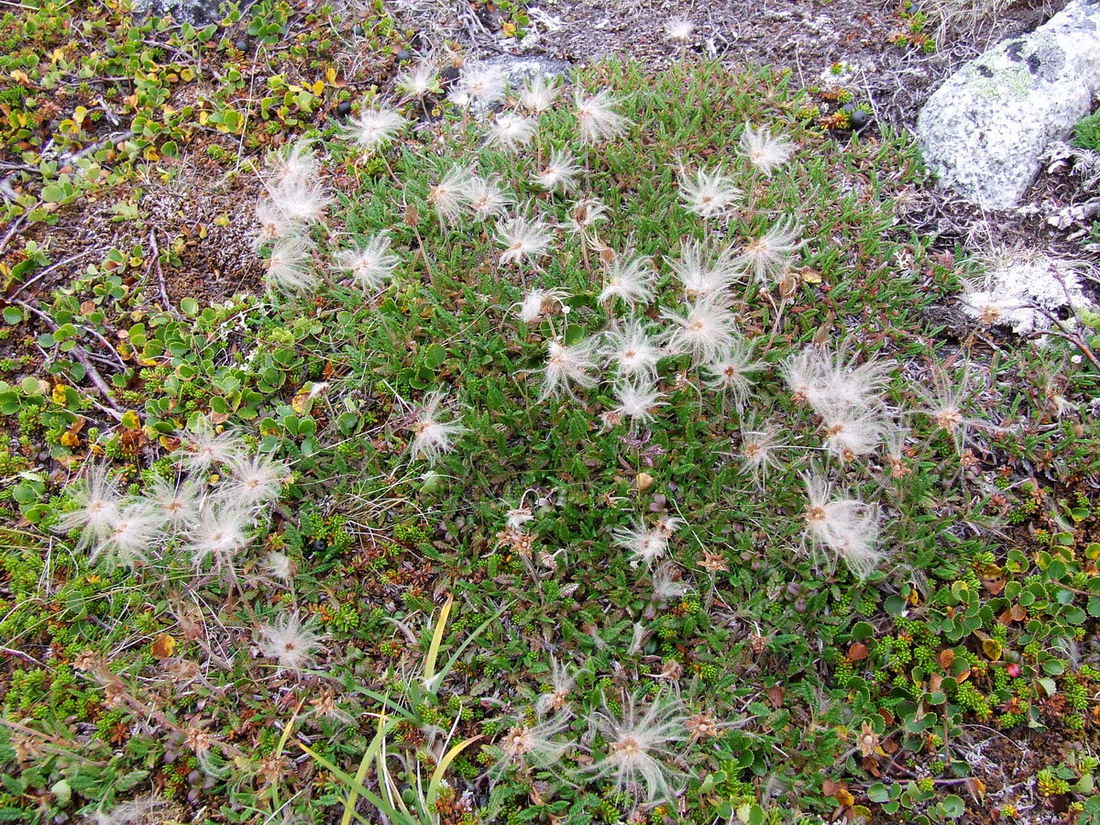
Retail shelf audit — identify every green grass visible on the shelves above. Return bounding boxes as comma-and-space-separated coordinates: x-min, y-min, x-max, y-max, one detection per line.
0, 51, 1098, 825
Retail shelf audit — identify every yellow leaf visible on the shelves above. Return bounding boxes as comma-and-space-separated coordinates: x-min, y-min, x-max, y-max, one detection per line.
121, 410, 141, 430
501, 21, 516, 36
60, 430, 81, 448
150, 634, 176, 659
326, 67, 336, 83
10, 69, 29, 84
312, 79, 324, 95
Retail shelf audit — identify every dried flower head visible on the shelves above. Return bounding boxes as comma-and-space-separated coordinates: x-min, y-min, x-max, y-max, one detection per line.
701, 337, 765, 406
679, 167, 741, 219
257, 611, 324, 672
395, 61, 439, 99
187, 505, 254, 573
216, 452, 289, 510
336, 232, 401, 291
532, 147, 582, 193
408, 391, 467, 463
664, 18, 695, 41
614, 381, 666, 426
497, 215, 555, 267
575, 88, 630, 144
96, 500, 163, 568
146, 475, 204, 532
347, 107, 407, 155
579, 693, 687, 804
740, 123, 796, 175
174, 418, 245, 474
486, 112, 537, 152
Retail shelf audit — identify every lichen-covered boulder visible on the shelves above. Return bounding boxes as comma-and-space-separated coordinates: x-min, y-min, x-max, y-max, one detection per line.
915, 0, 1100, 210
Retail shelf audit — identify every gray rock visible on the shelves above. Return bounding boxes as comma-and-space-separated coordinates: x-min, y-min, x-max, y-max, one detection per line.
480, 55, 573, 90
915, 0, 1100, 210
131, 0, 243, 25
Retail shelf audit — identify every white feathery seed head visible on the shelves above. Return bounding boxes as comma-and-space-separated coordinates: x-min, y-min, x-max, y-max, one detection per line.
737, 217, 803, 283
740, 123, 796, 175
664, 17, 695, 41
395, 60, 439, 98
580, 693, 687, 803
336, 232, 401, 290
429, 165, 476, 224
601, 317, 665, 380
540, 336, 600, 401
574, 88, 630, 144
187, 505, 254, 573
660, 296, 739, 364
497, 215, 555, 266
598, 252, 655, 307
54, 464, 122, 551
532, 148, 582, 193
486, 112, 537, 152
701, 337, 765, 406
614, 381, 666, 425
347, 107, 407, 155
174, 418, 246, 474
146, 475, 205, 532
614, 520, 670, 568
96, 500, 162, 568
519, 73, 562, 113
671, 240, 739, 300
216, 452, 289, 510
409, 391, 467, 464
801, 472, 884, 579
515, 288, 566, 323
464, 174, 513, 221
679, 167, 741, 219
257, 611, 324, 672
264, 234, 319, 294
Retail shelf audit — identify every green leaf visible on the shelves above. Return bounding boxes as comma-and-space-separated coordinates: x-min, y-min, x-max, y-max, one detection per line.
2, 307, 23, 325
939, 795, 964, 818
868, 783, 890, 803
884, 594, 906, 616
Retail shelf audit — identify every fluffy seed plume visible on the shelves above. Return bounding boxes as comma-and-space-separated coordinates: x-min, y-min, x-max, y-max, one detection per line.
740, 123, 796, 175
264, 234, 319, 294
737, 217, 803, 283
428, 166, 475, 224
347, 107, 407, 155
801, 472, 883, 579
257, 611, 324, 672
519, 73, 561, 113
486, 112, 537, 152
336, 232, 401, 290
660, 297, 739, 364
465, 174, 513, 221
515, 288, 566, 323
613, 381, 666, 426
579, 693, 687, 803
532, 148, 582, 193
53, 465, 122, 551
679, 167, 741, 219
701, 337, 765, 406
575, 89, 630, 144
540, 337, 600, 401
671, 240, 738, 300
601, 317, 664, 380
598, 252, 655, 307
408, 391, 467, 464
497, 215, 555, 267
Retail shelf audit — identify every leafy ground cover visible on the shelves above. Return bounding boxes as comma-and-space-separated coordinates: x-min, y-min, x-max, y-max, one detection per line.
1, 3, 1099, 825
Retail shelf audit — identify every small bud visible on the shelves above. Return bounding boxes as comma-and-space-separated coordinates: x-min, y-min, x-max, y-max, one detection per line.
635, 471, 654, 491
